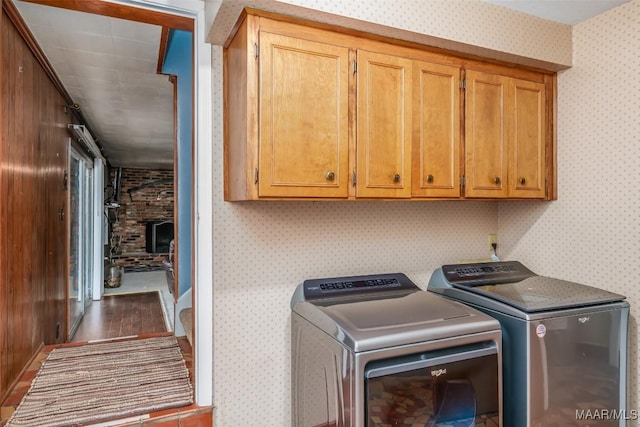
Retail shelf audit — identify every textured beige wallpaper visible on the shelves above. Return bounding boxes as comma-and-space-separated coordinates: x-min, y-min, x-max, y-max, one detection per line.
209, 0, 572, 69
209, 1, 575, 426
500, 0, 640, 417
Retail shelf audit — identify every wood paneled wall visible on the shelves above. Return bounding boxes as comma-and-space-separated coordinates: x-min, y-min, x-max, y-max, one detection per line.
0, 6, 70, 400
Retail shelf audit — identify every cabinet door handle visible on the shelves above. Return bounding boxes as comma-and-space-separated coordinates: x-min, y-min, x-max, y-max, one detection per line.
494, 177, 501, 185
326, 171, 336, 181
520, 177, 527, 185
393, 173, 401, 183
426, 174, 434, 183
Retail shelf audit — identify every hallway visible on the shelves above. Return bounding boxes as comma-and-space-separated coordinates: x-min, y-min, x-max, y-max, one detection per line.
72, 270, 175, 342
0, 270, 208, 426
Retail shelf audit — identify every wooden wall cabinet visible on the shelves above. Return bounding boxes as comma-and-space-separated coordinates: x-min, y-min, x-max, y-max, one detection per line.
411, 61, 461, 198
224, 10, 555, 201
257, 31, 350, 198
225, 14, 415, 200
356, 50, 412, 199
464, 69, 547, 198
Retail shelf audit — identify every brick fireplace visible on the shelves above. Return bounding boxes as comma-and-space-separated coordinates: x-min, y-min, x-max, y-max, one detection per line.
109, 168, 174, 272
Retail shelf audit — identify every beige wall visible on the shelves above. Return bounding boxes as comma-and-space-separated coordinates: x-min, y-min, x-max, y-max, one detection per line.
209, 1, 573, 425
209, 0, 572, 69
500, 0, 640, 415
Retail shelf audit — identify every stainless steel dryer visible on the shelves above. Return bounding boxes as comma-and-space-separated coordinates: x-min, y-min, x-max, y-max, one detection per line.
428, 261, 629, 427
291, 273, 502, 427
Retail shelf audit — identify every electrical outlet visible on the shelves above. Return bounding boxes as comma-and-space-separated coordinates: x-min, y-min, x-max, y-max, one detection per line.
487, 234, 497, 252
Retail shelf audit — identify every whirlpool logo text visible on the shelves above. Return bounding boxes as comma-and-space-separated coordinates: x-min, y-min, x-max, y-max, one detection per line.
431, 368, 447, 377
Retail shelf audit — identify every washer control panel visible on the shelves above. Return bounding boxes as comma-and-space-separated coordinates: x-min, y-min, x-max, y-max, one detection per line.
302, 273, 418, 300
442, 261, 536, 286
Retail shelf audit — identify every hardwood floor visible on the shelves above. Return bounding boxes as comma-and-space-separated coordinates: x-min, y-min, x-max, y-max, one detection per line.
72, 291, 167, 342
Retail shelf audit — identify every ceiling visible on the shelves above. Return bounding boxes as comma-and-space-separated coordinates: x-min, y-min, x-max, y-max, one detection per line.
14, 0, 175, 170
482, 0, 631, 25
13, 0, 632, 170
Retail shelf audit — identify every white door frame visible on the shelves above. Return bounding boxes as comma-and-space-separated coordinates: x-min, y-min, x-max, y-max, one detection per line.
92, 158, 106, 301
112, 0, 213, 406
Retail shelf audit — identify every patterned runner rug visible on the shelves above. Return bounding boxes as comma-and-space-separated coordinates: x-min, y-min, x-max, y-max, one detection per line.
6, 336, 193, 427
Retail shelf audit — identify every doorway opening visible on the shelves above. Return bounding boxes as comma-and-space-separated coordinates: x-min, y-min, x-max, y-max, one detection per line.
12, 0, 196, 362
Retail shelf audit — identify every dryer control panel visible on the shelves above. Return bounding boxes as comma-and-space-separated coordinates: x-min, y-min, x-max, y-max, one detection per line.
442, 261, 536, 286
302, 273, 418, 300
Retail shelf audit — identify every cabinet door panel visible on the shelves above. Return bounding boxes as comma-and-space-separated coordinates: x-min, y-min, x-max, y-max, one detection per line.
259, 32, 349, 197
465, 70, 509, 198
412, 61, 460, 198
509, 78, 546, 198
357, 50, 412, 198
